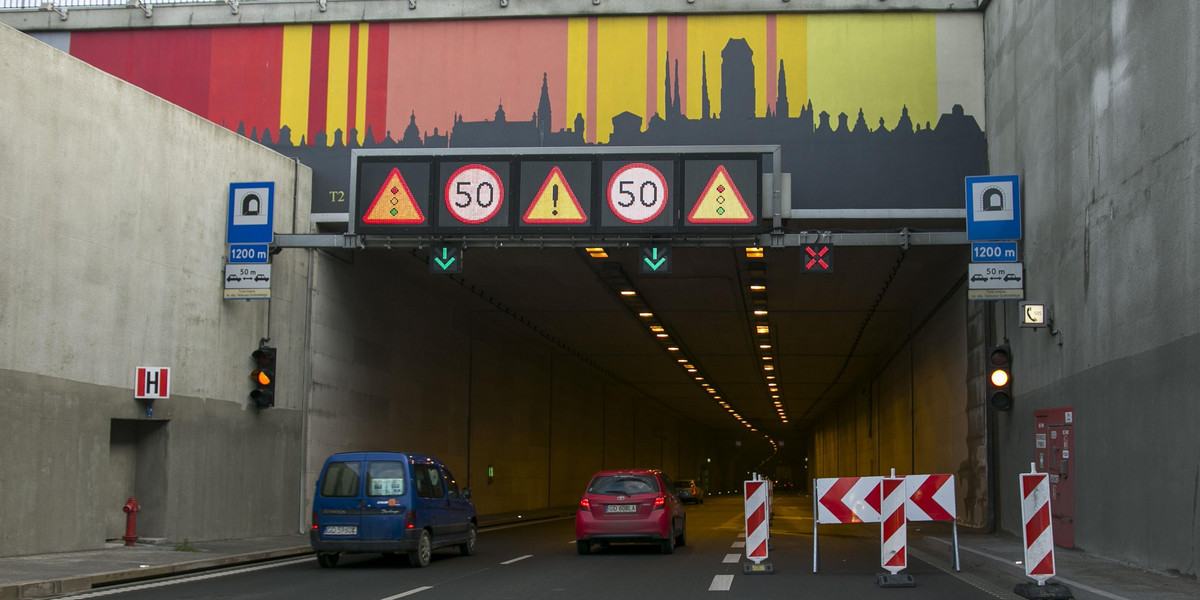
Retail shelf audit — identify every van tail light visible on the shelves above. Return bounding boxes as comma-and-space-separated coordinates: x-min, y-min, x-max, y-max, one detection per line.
653, 496, 666, 509
405, 510, 417, 530
311, 511, 319, 530
579, 498, 590, 510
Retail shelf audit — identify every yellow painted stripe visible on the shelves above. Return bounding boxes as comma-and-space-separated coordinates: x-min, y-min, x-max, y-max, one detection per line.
280, 24, 313, 144
686, 15, 769, 119
594, 17, 649, 143
565, 18, 591, 142
325, 23, 351, 147
356, 24, 370, 146
775, 14, 808, 119
807, 13, 937, 131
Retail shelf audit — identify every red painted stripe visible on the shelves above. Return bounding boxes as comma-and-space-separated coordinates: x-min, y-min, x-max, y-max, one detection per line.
346, 23, 360, 146
209, 26, 284, 139
749, 539, 768, 558
586, 18, 598, 144
1025, 504, 1051, 542
1022, 473, 1045, 498
308, 24, 331, 146
365, 24, 389, 145
667, 16, 687, 115
136, 368, 146, 397
70, 29, 213, 117
745, 481, 763, 498
884, 547, 906, 567
746, 503, 766, 533
1029, 552, 1055, 575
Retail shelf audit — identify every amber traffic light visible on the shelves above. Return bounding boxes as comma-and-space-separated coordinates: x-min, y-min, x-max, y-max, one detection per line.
987, 344, 1012, 411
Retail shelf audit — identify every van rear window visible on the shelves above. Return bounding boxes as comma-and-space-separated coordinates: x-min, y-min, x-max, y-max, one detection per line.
367, 461, 407, 496
320, 461, 361, 497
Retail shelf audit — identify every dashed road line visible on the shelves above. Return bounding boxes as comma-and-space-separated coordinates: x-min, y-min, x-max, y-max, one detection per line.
708, 574, 734, 591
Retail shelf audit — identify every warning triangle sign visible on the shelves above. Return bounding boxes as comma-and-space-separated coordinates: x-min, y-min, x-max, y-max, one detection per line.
363, 168, 425, 224
687, 165, 755, 224
523, 167, 587, 224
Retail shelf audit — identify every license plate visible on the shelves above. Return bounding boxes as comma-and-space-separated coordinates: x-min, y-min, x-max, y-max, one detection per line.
605, 504, 637, 513
324, 525, 358, 536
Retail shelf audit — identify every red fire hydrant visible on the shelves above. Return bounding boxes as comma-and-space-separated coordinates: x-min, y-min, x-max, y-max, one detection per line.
122, 497, 141, 547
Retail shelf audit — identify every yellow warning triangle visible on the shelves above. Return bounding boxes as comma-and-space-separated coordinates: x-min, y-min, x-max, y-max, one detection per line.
523, 166, 587, 224
687, 165, 754, 224
363, 168, 425, 224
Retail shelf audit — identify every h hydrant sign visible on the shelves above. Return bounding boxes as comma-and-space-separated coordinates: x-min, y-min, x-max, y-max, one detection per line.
134, 366, 170, 399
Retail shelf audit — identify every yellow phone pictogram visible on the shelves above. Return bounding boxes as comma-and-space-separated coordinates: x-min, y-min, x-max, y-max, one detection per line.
363, 168, 425, 224
523, 166, 587, 224
687, 165, 754, 224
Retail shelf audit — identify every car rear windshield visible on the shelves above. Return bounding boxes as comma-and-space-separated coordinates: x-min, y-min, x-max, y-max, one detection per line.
367, 461, 407, 496
587, 474, 660, 495
320, 461, 361, 497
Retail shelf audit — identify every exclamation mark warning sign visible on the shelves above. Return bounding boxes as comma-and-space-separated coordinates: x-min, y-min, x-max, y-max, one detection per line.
523, 166, 587, 224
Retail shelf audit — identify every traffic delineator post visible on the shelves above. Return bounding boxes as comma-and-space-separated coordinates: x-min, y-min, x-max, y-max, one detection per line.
743, 474, 774, 574
1015, 463, 1072, 599
877, 470, 915, 587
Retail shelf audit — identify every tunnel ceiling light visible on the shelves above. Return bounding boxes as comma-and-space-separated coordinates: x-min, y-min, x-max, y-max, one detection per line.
656, 333, 668, 338
766, 375, 776, 380
762, 356, 773, 361
756, 326, 770, 335
668, 346, 679, 351
759, 344, 771, 349
754, 310, 769, 316
620, 290, 637, 297
650, 325, 664, 332
638, 312, 653, 318
763, 365, 775, 371
677, 358, 688, 363
586, 247, 608, 258
750, 282, 766, 291
745, 247, 764, 258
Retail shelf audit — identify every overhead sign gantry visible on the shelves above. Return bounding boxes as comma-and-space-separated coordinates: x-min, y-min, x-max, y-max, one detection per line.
350, 145, 776, 239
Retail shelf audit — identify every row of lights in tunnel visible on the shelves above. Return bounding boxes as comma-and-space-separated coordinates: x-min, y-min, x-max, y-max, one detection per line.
586, 246, 785, 450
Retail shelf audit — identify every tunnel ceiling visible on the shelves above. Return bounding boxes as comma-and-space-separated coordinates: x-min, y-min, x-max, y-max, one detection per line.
392, 218, 969, 447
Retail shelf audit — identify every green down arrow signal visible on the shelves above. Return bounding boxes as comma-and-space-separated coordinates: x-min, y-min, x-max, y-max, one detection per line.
435, 247, 457, 270
644, 248, 667, 271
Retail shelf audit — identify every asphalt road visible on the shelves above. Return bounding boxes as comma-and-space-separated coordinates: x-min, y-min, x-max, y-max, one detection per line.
59, 494, 1012, 600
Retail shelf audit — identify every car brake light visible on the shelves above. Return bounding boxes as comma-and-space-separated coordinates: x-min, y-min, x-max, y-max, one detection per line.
405, 510, 417, 529
311, 511, 318, 530
653, 496, 666, 509
579, 498, 590, 510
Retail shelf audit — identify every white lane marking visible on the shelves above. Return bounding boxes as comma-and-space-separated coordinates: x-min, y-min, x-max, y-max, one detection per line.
381, 586, 433, 600
730, 541, 745, 548
708, 574, 734, 591
722, 553, 741, 563
501, 554, 533, 565
58, 557, 313, 598
737, 532, 746, 538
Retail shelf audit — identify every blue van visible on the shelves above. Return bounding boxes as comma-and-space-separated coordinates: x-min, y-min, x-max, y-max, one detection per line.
310, 451, 477, 568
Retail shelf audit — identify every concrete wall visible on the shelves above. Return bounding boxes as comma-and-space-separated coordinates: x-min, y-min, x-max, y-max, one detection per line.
984, 0, 1200, 574
807, 282, 984, 528
0, 23, 312, 556
302, 248, 717, 521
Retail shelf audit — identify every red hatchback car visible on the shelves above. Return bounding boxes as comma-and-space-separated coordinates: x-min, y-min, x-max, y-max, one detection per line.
575, 469, 687, 554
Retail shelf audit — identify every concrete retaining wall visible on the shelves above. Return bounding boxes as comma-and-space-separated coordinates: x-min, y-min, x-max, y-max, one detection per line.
0, 23, 311, 556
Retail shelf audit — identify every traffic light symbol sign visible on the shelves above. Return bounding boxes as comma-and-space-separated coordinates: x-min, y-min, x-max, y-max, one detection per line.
250, 347, 276, 408
363, 168, 425, 224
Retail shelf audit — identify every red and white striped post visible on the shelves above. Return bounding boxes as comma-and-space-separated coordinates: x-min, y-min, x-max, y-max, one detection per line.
1015, 464, 1072, 599
1021, 464, 1055, 582
877, 470, 914, 587
743, 474, 773, 574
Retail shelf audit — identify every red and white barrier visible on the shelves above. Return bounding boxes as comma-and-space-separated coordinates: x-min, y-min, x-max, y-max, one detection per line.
744, 477, 770, 563
816, 476, 883, 524
905, 473, 960, 571
880, 474, 907, 574
1021, 464, 1056, 583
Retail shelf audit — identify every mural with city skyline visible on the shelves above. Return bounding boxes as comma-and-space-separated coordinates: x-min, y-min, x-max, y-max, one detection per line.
60, 13, 986, 214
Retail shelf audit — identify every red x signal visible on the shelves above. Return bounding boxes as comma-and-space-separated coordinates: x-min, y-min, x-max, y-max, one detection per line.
803, 244, 834, 272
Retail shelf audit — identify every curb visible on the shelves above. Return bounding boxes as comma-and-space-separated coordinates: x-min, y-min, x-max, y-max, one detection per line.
0, 546, 313, 600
